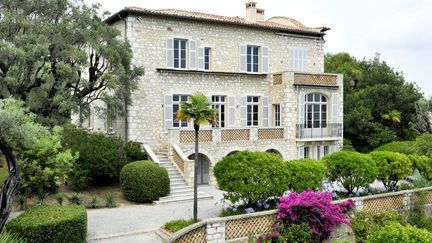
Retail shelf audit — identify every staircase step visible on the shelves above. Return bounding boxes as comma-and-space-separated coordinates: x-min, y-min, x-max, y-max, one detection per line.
156, 194, 214, 204
165, 191, 208, 198
170, 182, 188, 187
170, 188, 193, 193
171, 185, 191, 190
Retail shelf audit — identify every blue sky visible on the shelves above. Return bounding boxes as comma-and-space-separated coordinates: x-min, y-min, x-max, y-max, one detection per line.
86, 0, 432, 97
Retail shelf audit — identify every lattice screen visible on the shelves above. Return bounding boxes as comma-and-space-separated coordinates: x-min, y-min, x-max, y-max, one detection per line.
258, 128, 284, 140
221, 129, 250, 141
294, 73, 337, 86
179, 130, 212, 143
172, 150, 184, 173
174, 225, 206, 243
225, 214, 275, 240
412, 190, 432, 205
273, 74, 282, 85
363, 195, 405, 212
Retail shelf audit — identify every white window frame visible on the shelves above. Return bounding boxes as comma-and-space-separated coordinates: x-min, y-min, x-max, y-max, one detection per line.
305, 93, 327, 128
106, 105, 116, 134
212, 95, 226, 128
174, 38, 187, 69
273, 104, 281, 127
247, 45, 260, 73
172, 94, 189, 128
290, 48, 307, 71
247, 96, 260, 127
204, 47, 211, 71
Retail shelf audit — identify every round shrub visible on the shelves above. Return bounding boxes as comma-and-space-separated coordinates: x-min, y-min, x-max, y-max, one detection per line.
284, 159, 326, 192
120, 160, 169, 202
323, 151, 378, 194
366, 223, 432, 243
409, 154, 432, 180
6, 205, 87, 243
369, 151, 412, 191
213, 151, 288, 205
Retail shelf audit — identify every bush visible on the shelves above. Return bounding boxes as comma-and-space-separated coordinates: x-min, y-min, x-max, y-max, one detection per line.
6, 205, 87, 243
124, 141, 147, 162
87, 194, 101, 209
213, 151, 289, 205
415, 133, 432, 158
0, 232, 25, 243
284, 159, 326, 192
105, 192, 117, 208
369, 151, 412, 191
258, 222, 313, 243
70, 192, 84, 205
409, 209, 432, 232
55, 192, 64, 206
374, 140, 416, 155
164, 219, 196, 233
62, 127, 128, 190
273, 191, 354, 242
366, 223, 432, 243
323, 151, 378, 193
351, 210, 404, 243
120, 161, 169, 202
409, 154, 432, 180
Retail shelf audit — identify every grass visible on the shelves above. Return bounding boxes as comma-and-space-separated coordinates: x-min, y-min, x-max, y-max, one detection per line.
164, 219, 197, 233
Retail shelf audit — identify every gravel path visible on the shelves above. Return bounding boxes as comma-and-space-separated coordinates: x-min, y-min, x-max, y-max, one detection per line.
87, 186, 227, 241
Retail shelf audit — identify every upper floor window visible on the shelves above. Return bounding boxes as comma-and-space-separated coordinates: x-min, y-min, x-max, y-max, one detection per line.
247, 45, 259, 73
204, 47, 211, 70
106, 105, 116, 134
212, 95, 225, 127
273, 104, 281, 127
174, 39, 187, 69
305, 93, 327, 128
173, 94, 189, 128
290, 48, 307, 71
247, 96, 260, 126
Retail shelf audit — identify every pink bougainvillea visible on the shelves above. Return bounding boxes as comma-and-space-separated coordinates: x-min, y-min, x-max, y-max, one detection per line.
276, 190, 354, 241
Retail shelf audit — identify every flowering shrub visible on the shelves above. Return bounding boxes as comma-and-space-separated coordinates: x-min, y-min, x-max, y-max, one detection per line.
260, 191, 354, 242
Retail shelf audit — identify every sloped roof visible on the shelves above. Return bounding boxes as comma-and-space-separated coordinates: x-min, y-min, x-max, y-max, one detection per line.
105, 7, 330, 37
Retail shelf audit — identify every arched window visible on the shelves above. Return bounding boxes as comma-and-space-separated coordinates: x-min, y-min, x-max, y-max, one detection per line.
305, 93, 327, 128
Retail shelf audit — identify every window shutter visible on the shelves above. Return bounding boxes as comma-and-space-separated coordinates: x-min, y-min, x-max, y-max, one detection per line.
166, 38, 174, 68
262, 46, 269, 73
298, 90, 305, 124
331, 93, 339, 124
262, 96, 269, 127
298, 147, 305, 159
240, 45, 247, 72
302, 49, 307, 71
240, 96, 247, 127
289, 49, 294, 71
189, 40, 197, 69
164, 95, 173, 129
228, 96, 236, 127
198, 47, 204, 70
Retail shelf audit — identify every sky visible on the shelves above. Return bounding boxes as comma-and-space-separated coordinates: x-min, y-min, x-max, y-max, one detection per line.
85, 0, 432, 97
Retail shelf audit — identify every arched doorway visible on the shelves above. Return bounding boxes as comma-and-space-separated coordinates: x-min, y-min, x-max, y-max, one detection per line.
226, 151, 240, 157
188, 153, 211, 185
266, 149, 282, 158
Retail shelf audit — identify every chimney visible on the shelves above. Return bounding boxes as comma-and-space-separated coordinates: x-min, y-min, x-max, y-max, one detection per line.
245, 2, 265, 22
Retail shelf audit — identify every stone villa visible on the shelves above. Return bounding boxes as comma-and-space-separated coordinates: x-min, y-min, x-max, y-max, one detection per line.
83, 2, 343, 187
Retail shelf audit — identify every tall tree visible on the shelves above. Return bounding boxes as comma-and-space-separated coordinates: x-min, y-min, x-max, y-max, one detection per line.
325, 53, 423, 152
0, 0, 143, 126
177, 93, 216, 222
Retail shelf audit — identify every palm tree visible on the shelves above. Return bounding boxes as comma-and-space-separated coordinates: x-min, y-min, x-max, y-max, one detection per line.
177, 92, 217, 222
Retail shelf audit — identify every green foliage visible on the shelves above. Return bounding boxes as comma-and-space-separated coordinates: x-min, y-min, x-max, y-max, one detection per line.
18, 126, 77, 194
343, 139, 356, 151
369, 151, 413, 191
284, 159, 326, 192
366, 223, 432, 243
177, 92, 217, 127
351, 210, 404, 243
62, 127, 128, 189
105, 192, 117, 208
0, 0, 143, 126
213, 151, 289, 205
277, 223, 314, 243
409, 154, 432, 180
18, 196, 27, 211
414, 133, 432, 158
70, 192, 84, 205
325, 53, 422, 152
6, 205, 87, 243
120, 161, 169, 203
409, 210, 432, 232
36, 191, 49, 205
374, 141, 416, 155
323, 151, 378, 193
124, 141, 147, 162
164, 219, 196, 233
0, 231, 25, 243
87, 195, 101, 209
55, 193, 64, 206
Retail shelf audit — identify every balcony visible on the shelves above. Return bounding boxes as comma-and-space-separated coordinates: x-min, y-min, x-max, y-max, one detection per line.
272, 72, 341, 87
172, 127, 284, 144
296, 123, 342, 140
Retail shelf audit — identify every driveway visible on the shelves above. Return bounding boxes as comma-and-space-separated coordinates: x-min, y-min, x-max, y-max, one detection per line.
87, 186, 227, 242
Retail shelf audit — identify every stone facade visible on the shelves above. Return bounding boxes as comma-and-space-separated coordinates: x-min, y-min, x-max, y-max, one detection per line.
86, 4, 343, 186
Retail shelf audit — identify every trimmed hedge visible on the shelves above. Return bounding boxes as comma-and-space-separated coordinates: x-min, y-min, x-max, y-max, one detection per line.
6, 205, 87, 243
120, 160, 169, 202
366, 223, 432, 243
284, 159, 326, 192
351, 210, 403, 243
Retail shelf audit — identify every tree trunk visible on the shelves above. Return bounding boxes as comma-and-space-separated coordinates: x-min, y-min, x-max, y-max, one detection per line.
193, 123, 199, 222
0, 139, 20, 230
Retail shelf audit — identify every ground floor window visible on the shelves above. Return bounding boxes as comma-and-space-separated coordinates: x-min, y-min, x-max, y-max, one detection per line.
247, 96, 260, 126
173, 94, 189, 128
212, 95, 225, 127
273, 104, 281, 127
303, 146, 310, 158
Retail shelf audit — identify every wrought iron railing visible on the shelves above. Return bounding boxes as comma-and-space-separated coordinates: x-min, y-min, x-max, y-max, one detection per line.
296, 123, 342, 139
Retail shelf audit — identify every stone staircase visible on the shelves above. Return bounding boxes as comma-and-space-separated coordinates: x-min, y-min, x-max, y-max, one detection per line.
154, 151, 213, 204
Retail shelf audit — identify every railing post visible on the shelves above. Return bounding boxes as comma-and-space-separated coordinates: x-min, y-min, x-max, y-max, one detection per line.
404, 191, 412, 211
354, 198, 364, 212
206, 221, 225, 243
250, 128, 258, 141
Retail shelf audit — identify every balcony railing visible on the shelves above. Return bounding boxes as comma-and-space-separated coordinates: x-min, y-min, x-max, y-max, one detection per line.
296, 123, 342, 139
